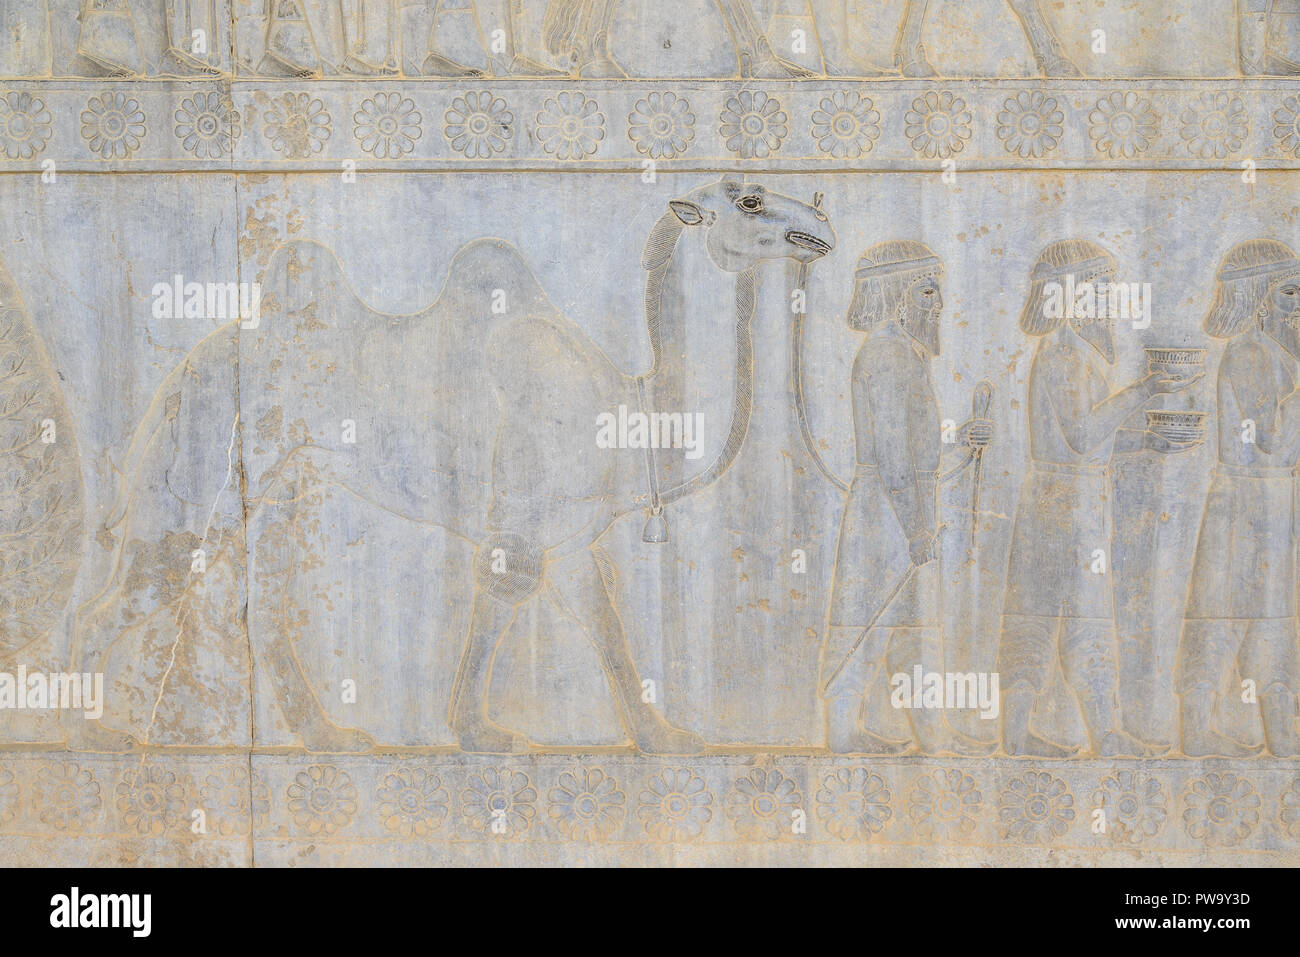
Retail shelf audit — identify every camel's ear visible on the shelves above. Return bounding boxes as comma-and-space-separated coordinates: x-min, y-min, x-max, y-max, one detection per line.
669, 199, 707, 226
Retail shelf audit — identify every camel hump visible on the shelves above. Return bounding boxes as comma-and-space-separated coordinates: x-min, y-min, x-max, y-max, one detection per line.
437, 238, 557, 320
259, 237, 556, 325
258, 239, 353, 325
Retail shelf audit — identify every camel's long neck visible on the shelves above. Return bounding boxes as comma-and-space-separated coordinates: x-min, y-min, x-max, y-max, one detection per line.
638, 217, 758, 504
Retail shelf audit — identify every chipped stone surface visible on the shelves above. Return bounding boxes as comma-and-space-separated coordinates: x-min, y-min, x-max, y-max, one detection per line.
1, 1, 1299, 866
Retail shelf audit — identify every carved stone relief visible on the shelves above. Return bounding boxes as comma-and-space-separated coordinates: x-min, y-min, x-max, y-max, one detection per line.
0, 1, 1298, 866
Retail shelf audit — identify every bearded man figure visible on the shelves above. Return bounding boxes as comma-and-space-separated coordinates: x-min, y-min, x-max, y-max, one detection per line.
1177, 240, 1300, 757
540, 0, 813, 78
261, 0, 406, 76
886, 0, 1080, 76
77, 0, 229, 75
819, 241, 994, 756
998, 239, 1200, 758
1238, 0, 1300, 75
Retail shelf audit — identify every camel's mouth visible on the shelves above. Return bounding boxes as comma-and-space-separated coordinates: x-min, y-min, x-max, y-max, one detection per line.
786, 230, 832, 258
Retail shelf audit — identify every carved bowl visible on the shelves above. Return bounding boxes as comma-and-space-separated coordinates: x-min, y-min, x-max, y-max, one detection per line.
1145, 347, 1207, 379
1146, 409, 1207, 443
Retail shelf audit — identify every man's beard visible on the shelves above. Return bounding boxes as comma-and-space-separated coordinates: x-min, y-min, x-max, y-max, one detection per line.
900, 306, 941, 356
1264, 307, 1300, 362
1073, 315, 1115, 364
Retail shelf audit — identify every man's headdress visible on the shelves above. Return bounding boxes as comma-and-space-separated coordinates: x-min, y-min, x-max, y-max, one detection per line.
1019, 239, 1116, 336
846, 240, 943, 332
1204, 239, 1300, 338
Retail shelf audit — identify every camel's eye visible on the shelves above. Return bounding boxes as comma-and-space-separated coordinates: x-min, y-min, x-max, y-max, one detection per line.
736, 194, 764, 214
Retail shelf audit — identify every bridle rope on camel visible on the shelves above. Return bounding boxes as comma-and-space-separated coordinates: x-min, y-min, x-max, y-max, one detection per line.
634, 208, 758, 543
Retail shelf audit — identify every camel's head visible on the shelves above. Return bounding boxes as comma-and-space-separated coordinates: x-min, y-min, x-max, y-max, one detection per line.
667, 176, 835, 273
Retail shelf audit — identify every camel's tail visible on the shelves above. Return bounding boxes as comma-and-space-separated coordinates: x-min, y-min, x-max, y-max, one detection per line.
542, 0, 583, 58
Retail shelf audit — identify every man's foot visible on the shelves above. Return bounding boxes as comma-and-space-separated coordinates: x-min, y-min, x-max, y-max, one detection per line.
1264, 53, 1300, 76
824, 59, 897, 78
740, 52, 817, 79
927, 730, 997, 757
160, 50, 223, 76
632, 715, 706, 755
79, 56, 135, 78
452, 714, 530, 754
1004, 731, 1079, 758
298, 720, 375, 754
341, 54, 399, 76
1263, 721, 1300, 757
422, 51, 485, 77
504, 54, 569, 77
1096, 729, 1159, 758
575, 54, 625, 78
1134, 737, 1173, 757
256, 54, 317, 78
1267, 733, 1300, 757
828, 724, 914, 755
1182, 730, 1263, 758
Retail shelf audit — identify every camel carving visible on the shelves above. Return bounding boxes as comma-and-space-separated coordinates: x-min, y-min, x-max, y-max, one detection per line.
69, 176, 834, 754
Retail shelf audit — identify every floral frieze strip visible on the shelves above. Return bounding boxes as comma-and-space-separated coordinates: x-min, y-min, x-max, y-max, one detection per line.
1, 81, 1300, 172
0, 754, 1296, 858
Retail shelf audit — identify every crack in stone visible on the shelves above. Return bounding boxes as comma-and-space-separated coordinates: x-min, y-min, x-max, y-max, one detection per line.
138, 412, 240, 751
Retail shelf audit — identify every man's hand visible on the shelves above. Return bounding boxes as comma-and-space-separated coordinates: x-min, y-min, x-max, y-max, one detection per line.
1143, 430, 1203, 454
908, 531, 940, 566
960, 418, 994, 450
1144, 370, 1205, 395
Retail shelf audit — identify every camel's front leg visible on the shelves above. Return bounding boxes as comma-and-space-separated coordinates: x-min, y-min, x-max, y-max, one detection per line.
1007, 0, 1081, 76
715, 0, 816, 78
894, 0, 935, 76
547, 546, 705, 755
249, 449, 374, 753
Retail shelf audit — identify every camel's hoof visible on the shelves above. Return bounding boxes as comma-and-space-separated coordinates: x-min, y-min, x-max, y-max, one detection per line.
1038, 54, 1082, 77
299, 723, 375, 754
453, 717, 531, 755
64, 720, 137, 753
898, 50, 937, 77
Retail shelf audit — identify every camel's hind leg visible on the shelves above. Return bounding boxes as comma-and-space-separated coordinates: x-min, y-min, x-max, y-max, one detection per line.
447, 588, 532, 754
447, 535, 538, 754
547, 546, 705, 755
